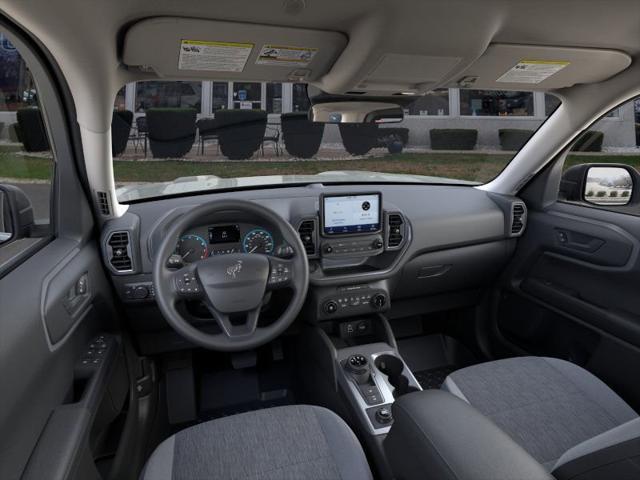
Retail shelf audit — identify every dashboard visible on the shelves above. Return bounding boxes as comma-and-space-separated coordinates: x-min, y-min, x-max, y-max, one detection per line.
100, 184, 527, 354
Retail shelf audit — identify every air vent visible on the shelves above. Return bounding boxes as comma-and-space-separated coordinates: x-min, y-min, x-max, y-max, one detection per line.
96, 191, 111, 216
298, 219, 317, 256
386, 213, 405, 249
107, 231, 133, 272
511, 203, 527, 236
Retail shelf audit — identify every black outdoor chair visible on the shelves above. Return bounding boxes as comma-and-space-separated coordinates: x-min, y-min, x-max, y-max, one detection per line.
261, 124, 281, 156
196, 117, 219, 155
111, 110, 133, 156
129, 116, 148, 156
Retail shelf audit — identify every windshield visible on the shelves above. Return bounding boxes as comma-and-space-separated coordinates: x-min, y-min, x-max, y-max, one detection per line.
110, 81, 560, 202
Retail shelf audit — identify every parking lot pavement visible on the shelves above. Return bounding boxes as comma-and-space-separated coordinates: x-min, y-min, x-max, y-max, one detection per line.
7, 182, 51, 223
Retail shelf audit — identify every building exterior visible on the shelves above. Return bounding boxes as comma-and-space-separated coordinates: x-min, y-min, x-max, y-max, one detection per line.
1, 31, 637, 150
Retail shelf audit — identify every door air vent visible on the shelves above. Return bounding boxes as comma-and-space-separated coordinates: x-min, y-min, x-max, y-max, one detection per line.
96, 191, 111, 216
510, 203, 527, 236
298, 219, 317, 257
386, 213, 405, 249
107, 231, 133, 272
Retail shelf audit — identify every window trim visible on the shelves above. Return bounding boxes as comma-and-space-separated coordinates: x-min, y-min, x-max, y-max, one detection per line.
0, 13, 89, 278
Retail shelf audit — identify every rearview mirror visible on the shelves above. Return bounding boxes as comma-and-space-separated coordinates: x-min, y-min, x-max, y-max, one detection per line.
584, 166, 632, 206
309, 101, 404, 124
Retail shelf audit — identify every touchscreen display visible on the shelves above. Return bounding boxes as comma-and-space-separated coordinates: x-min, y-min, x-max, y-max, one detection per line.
323, 194, 381, 235
209, 225, 241, 244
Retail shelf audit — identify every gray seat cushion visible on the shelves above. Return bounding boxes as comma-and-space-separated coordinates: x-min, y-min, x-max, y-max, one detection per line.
442, 357, 638, 470
141, 404, 373, 480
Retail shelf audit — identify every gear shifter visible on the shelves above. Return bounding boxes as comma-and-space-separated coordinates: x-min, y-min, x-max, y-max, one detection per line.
345, 354, 371, 385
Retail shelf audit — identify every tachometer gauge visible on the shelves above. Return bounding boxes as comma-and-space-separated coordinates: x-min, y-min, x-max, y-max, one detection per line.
176, 234, 208, 263
242, 229, 274, 254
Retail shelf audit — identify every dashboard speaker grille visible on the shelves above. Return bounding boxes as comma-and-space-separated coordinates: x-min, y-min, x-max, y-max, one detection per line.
511, 203, 526, 235
107, 231, 132, 271
387, 213, 405, 248
96, 191, 111, 216
298, 219, 317, 256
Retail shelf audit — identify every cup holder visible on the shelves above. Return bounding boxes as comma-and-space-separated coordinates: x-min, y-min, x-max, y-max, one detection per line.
374, 354, 420, 398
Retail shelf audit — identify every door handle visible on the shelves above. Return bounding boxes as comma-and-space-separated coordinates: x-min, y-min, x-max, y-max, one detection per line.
64, 272, 90, 316
555, 229, 605, 253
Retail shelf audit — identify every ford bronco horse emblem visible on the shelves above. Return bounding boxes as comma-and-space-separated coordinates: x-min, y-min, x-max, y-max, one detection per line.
226, 260, 243, 279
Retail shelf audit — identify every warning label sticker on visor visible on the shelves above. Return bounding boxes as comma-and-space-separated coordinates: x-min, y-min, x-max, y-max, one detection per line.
256, 44, 318, 67
178, 40, 253, 72
497, 60, 570, 84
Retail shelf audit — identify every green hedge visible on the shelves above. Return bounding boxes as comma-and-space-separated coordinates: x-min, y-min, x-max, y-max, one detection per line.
499, 129, 534, 151
215, 109, 267, 160
16, 107, 50, 152
339, 124, 379, 156
430, 129, 477, 150
111, 110, 133, 157
571, 130, 604, 152
281, 112, 325, 158
146, 108, 197, 158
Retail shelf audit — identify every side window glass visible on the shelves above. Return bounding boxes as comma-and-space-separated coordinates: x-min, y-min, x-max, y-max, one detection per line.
559, 95, 640, 213
0, 32, 54, 247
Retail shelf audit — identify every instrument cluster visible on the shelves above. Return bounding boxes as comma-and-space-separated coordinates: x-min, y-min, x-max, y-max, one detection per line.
174, 223, 277, 264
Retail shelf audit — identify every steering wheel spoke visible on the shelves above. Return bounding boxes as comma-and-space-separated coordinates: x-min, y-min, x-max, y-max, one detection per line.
170, 265, 205, 300
267, 257, 295, 290
204, 302, 261, 338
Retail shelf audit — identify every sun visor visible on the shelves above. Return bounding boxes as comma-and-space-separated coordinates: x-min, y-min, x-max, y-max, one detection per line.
450, 44, 631, 90
122, 17, 347, 82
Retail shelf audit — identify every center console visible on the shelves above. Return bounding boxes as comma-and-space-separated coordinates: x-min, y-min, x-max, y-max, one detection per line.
302, 319, 423, 479
337, 344, 422, 434
298, 193, 419, 439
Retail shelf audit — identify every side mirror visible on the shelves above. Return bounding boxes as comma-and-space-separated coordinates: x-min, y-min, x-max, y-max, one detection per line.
584, 166, 633, 206
560, 164, 636, 206
309, 101, 404, 124
0, 184, 35, 245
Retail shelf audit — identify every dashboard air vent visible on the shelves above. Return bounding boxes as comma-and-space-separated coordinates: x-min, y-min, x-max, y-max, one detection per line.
107, 231, 133, 272
387, 213, 405, 249
96, 191, 111, 216
511, 203, 527, 236
298, 219, 317, 256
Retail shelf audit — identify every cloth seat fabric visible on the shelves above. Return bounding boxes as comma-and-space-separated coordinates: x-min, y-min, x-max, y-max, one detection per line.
141, 404, 373, 480
442, 356, 638, 470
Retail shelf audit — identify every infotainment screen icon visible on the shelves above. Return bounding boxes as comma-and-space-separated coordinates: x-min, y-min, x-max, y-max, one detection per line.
322, 193, 382, 235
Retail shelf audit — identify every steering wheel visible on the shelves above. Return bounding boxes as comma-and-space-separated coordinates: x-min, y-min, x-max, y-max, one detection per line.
152, 199, 309, 351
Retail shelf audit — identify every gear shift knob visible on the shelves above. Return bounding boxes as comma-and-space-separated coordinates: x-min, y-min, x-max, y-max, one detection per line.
345, 354, 371, 384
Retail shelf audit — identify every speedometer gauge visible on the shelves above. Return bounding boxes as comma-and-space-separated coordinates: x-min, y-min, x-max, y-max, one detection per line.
176, 234, 208, 263
242, 229, 274, 254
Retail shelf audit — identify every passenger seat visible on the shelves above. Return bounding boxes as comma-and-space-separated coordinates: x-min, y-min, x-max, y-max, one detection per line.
442, 357, 640, 478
